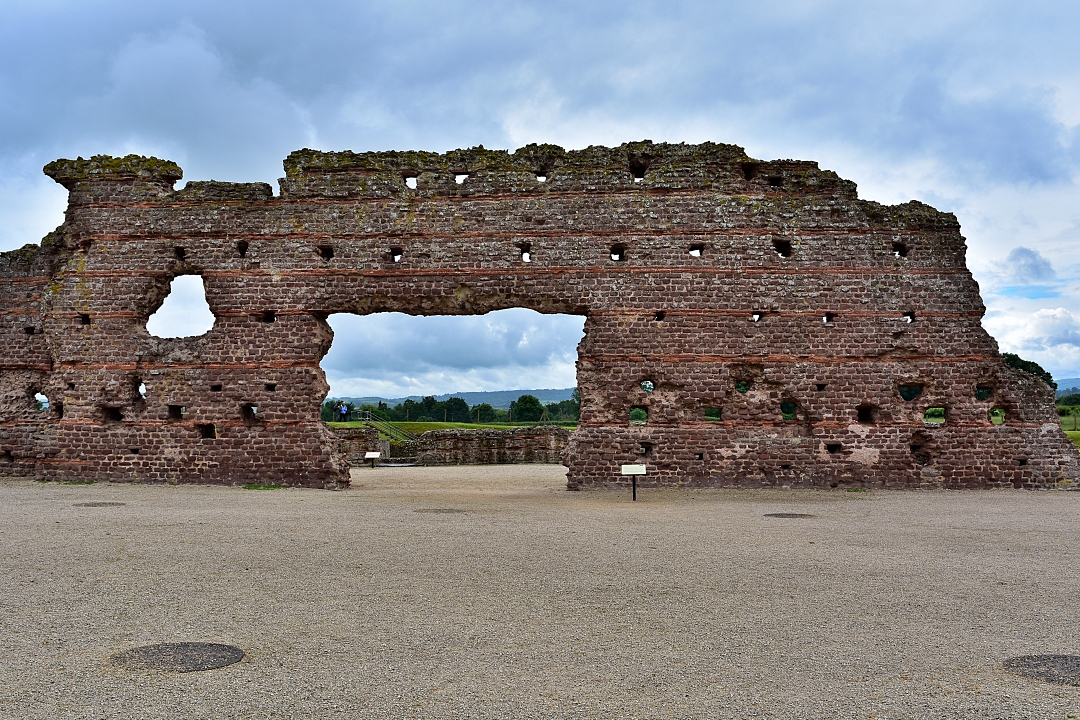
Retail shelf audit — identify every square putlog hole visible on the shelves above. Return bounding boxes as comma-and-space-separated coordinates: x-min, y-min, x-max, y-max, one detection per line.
923, 407, 946, 425
196, 423, 217, 439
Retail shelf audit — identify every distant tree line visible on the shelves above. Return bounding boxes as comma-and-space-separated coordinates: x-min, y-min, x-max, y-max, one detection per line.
322, 389, 580, 424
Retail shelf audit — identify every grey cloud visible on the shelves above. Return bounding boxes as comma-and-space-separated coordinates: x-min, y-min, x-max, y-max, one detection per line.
3, 1, 1079, 188
997, 246, 1057, 285
891, 79, 1068, 185
321, 310, 585, 375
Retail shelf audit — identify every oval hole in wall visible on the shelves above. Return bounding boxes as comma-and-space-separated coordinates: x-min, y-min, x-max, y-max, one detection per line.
146, 275, 216, 338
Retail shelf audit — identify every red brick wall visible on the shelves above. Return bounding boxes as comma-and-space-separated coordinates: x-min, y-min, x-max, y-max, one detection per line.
417, 426, 570, 465
1, 143, 1076, 489
330, 427, 386, 466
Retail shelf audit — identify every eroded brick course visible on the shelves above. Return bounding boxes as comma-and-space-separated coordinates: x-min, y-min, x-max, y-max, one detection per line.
417, 427, 570, 466
1, 142, 1076, 489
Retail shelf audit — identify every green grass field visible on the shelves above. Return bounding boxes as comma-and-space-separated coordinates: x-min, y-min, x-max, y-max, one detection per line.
327, 420, 576, 435
333, 418, 1080, 448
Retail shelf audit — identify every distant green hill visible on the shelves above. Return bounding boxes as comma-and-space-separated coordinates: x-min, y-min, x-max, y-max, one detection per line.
330, 388, 575, 410
1058, 379, 1080, 397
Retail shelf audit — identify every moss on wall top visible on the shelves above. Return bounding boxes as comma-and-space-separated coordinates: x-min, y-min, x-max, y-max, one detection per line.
282, 140, 753, 177
44, 155, 183, 188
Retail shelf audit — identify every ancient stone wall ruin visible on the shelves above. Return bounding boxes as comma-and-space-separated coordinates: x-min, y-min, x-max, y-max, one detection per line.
332, 427, 387, 466
417, 426, 570, 466
1, 141, 1077, 489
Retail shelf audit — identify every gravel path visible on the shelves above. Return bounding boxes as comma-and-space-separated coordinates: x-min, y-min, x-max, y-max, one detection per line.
2, 466, 1079, 719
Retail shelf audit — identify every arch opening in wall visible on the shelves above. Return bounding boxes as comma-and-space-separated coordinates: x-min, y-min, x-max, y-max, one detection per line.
318, 308, 586, 461
146, 274, 216, 339
781, 401, 798, 421
898, 384, 923, 401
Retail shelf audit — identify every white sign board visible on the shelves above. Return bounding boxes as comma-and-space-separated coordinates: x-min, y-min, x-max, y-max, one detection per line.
621, 464, 647, 475
364, 452, 382, 459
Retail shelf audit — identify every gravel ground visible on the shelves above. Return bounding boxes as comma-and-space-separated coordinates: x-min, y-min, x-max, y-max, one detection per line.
2, 465, 1079, 719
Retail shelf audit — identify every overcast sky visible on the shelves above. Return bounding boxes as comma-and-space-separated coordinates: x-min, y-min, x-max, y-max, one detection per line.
4, 1, 1080, 394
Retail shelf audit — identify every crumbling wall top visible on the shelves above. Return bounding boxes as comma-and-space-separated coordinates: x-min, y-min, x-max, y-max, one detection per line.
282, 141, 754, 176
170, 181, 274, 203
43, 154, 183, 189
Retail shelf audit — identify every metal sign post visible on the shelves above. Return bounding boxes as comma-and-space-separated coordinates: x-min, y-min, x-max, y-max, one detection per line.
364, 451, 381, 469
620, 464, 646, 501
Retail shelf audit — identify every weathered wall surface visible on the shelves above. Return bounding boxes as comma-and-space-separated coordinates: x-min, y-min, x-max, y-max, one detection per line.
331, 427, 387, 466
417, 426, 570, 466
0, 142, 1076, 489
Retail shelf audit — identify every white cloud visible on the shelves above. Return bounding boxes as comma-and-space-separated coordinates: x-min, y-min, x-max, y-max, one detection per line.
145, 275, 216, 338
322, 310, 584, 397
984, 307, 1080, 379
986, 246, 1059, 288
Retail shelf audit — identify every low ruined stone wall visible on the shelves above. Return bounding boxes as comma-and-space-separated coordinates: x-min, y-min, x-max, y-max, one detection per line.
331, 427, 388, 466
417, 426, 570, 465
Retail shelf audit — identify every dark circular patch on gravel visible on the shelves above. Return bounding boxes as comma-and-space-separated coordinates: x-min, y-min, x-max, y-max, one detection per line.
111, 642, 244, 673
764, 513, 816, 519
1004, 655, 1080, 686
73, 502, 126, 507
415, 508, 465, 514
